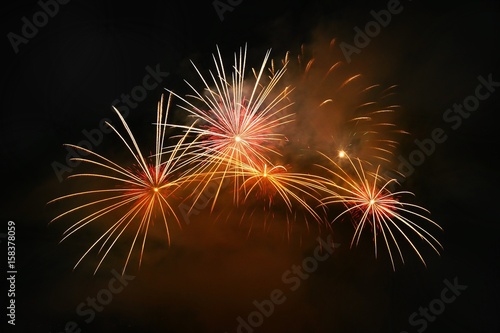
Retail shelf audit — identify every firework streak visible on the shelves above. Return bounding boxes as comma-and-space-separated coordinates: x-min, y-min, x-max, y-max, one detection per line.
49, 42, 443, 273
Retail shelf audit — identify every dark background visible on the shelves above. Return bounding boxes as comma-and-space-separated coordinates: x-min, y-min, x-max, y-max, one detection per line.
1, 0, 499, 332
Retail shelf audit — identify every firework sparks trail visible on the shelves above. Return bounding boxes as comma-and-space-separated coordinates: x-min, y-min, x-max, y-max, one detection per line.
316, 151, 443, 270
48, 94, 198, 275
236, 159, 330, 234
282, 38, 409, 168
164, 44, 295, 208
173, 151, 332, 237
48, 40, 445, 273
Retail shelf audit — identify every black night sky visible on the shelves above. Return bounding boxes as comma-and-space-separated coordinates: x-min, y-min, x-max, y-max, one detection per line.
1, 0, 500, 332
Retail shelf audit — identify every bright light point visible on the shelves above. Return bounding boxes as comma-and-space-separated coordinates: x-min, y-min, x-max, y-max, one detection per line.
153, 187, 159, 192
234, 135, 242, 142
369, 199, 375, 205
338, 150, 346, 158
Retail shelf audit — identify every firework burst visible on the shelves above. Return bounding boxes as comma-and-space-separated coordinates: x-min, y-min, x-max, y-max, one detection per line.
165, 44, 294, 207
174, 150, 330, 237
317, 151, 443, 270
48, 94, 196, 274
235, 159, 330, 233
49, 40, 445, 273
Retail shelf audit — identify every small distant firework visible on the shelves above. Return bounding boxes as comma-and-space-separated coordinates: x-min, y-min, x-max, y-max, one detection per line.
48, 94, 195, 274
317, 151, 443, 270
166, 44, 294, 206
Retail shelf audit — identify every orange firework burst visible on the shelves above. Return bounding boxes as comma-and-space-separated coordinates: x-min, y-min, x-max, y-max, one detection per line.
237, 161, 329, 228
48, 40, 445, 274
317, 151, 443, 270
48, 94, 196, 274
166, 44, 294, 206
176, 152, 330, 234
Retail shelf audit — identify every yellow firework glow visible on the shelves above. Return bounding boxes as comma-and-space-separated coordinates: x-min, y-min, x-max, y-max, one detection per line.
48, 94, 196, 274
317, 152, 443, 270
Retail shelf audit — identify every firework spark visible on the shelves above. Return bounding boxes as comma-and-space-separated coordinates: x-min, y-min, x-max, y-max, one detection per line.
48, 94, 196, 274
165, 44, 295, 207
49, 40, 445, 273
282, 38, 409, 168
238, 160, 329, 228
317, 151, 443, 270
187, 156, 331, 240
